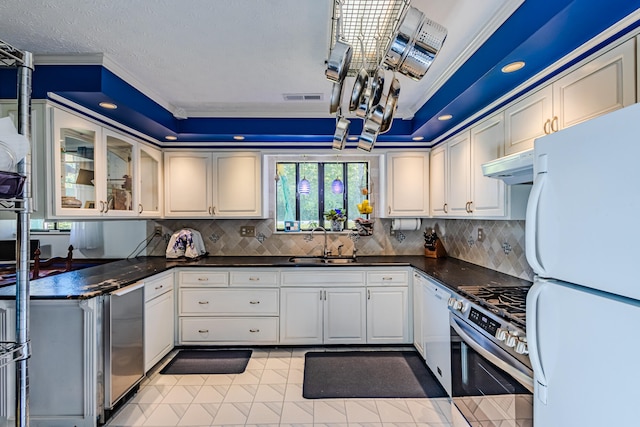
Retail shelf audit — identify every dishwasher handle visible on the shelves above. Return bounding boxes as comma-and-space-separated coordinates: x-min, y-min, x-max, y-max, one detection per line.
111, 282, 144, 297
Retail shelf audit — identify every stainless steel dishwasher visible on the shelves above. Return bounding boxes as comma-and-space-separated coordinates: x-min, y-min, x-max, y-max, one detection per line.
104, 281, 145, 411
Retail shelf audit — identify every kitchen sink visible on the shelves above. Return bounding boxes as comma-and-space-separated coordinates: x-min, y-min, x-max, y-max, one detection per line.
288, 256, 357, 264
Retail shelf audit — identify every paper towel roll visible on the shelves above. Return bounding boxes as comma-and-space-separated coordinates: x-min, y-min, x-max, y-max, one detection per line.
391, 218, 422, 231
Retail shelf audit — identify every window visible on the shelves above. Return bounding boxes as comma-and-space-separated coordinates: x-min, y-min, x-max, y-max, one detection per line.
30, 219, 72, 232
275, 161, 369, 231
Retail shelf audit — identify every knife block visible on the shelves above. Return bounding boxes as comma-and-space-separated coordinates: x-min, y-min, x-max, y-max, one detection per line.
424, 239, 447, 258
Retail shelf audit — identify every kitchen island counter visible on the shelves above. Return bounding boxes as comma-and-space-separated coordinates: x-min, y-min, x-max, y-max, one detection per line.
0, 255, 531, 300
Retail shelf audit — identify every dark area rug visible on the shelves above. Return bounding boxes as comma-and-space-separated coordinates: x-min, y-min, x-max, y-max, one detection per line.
160, 349, 252, 375
303, 350, 447, 399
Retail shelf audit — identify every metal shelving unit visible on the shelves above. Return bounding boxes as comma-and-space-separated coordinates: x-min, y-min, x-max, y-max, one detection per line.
0, 38, 34, 427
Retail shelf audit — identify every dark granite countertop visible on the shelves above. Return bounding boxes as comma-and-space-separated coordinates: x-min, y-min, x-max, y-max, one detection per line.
0, 255, 531, 300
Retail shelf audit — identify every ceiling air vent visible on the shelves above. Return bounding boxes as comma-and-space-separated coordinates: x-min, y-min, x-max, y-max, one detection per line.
283, 93, 324, 101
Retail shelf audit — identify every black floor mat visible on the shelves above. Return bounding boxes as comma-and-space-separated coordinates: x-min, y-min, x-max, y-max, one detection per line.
303, 350, 448, 399
160, 349, 252, 375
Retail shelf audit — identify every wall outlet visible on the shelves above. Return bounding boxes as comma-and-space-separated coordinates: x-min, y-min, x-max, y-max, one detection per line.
154, 225, 163, 236
240, 226, 256, 237
477, 228, 484, 242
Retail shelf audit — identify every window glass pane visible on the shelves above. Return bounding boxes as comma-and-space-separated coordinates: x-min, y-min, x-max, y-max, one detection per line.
276, 163, 296, 230
323, 163, 344, 228
299, 163, 318, 229
348, 162, 369, 228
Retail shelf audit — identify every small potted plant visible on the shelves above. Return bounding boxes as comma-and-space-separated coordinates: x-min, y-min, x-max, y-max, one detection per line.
324, 208, 346, 231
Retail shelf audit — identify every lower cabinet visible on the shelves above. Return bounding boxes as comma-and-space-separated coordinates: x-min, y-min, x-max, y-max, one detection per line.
279, 287, 366, 344
422, 275, 452, 396
367, 286, 410, 344
177, 269, 280, 345
144, 271, 175, 372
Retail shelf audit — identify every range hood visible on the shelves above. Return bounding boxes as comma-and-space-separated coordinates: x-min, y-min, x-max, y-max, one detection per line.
481, 149, 534, 185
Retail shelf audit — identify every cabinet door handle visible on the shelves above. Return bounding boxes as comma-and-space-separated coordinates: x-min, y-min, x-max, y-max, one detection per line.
367, 289, 371, 300
543, 119, 551, 135
198, 301, 209, 305
197, 277, 209, 281
212, 206, 217, 215
320, 290, 323, 300
208, 206, 213, 215
249, 300, 260, 304
198, 329, 209, 333
468, 201, 473, 213
138, 203, 143, 214
443, 203, 448, 213
323, 290, 327, 300
99, 200, 105, 213
551, 116, 559, 132
103, 200, 109, 213
249, 277, 260, 281
249, 329, 260, 333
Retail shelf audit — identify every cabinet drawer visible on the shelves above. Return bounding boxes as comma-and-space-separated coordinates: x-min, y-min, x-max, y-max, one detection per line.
179, 270, 228, 287
144, 272, 174, 302
230, 270, 279, 287
281, 269, 365, 286
180, 317, 278, 343
367, 270, 408, 285
180, 289, 279, 315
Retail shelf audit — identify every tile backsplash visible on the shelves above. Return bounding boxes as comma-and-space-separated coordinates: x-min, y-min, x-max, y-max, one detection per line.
149, 217, 533, 282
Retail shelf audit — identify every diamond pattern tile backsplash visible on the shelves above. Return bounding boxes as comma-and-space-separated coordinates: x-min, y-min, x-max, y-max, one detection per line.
149, 217, 533, 282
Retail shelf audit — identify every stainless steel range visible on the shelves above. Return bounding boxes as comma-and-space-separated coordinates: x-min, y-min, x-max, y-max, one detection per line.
448, 285, 533, 427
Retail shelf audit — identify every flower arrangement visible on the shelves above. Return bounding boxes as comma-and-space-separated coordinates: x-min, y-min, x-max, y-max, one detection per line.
324, 208, 346, 222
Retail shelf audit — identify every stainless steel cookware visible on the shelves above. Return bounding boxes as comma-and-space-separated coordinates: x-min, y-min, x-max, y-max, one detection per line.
358, 115, 380, 152
329, 80, 344, 114
332, 109, 351, 150
325, 1, 352, 83
384, 6, 447, 81
350, 34, 369, 113
367, 75, 400, 134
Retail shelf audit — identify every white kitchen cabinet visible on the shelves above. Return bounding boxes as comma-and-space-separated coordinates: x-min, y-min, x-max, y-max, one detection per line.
280, 269, 367, 345
413, 272, 426, 357
50, 107, 163, 218
176, 268, 279, 345
164, 151, 263, 218
144, 271, 174, 372
366, 269, 410, 344
421, 275, 452, 397
137, 144, 163, 217
279, 287, 366, 344
429, 143, 448, 216
504, 38, 635, 155
380, 151, 430, 217
440, 113, 528, 219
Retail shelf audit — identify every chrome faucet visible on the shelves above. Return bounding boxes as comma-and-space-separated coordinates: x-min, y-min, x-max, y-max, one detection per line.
310, 226, 330, 257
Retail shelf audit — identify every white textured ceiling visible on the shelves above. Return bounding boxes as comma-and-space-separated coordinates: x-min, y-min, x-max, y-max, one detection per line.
0, 0, 520, 120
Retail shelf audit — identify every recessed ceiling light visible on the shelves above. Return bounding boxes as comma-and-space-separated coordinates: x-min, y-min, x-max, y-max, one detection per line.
99, 102, 117, 109
165, 135, 177, 141
412, 136, 424, 141
437, 114, 453, 121
501, 61, 525, 73
233, 136, 245, 141
348, 136, 358, 141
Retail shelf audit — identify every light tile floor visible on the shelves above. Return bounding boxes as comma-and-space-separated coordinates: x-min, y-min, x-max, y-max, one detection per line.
106, 346, 467, 427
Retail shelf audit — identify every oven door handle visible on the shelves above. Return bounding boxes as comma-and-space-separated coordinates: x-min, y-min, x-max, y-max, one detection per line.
451, 315, 534, 393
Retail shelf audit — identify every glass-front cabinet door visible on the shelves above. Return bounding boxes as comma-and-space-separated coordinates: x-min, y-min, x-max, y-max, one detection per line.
138, 144, 162, 217
52, 108, 103, 217
104, 130, 136, 216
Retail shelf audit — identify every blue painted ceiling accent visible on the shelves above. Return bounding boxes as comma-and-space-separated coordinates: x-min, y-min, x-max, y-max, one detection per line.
2, 0, 639, 147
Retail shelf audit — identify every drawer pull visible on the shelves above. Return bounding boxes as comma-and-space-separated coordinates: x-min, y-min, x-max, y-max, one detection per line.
249, 300, 260, 304
198, 329, 209, 333
154, 285, 163, 290
198, 301, 209, 305
382, 277, 393, 281
249, 329, 260, 333
249, 277, 260, 281
197, 277, 209, 281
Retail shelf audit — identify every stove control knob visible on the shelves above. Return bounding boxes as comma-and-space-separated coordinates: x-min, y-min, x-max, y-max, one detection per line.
495, 328, 508, 341
515, 338, 529, 355
505, 331, 522, 348
447, 297, 466, 312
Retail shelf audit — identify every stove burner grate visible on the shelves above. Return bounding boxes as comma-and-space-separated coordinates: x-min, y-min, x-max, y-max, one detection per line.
457, 285, 531, 328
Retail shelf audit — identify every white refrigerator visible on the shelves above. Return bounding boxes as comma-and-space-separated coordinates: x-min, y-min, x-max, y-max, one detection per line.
526, 102, 640, 427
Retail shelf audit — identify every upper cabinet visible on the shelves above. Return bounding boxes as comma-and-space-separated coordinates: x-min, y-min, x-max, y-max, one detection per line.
49, 107, 163, 218
380, 152, 429, 217
505, 38, 635, 155
164, 151, 263, 218
431, 113, 529, 219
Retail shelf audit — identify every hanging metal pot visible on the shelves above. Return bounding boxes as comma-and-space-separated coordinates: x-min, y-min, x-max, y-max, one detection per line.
325, 1, 352, 83
367, 75, 400, 134
358, 113, 381, 152
384, 6, 424, 70
332, 108, 351, 151
329, 80, 344, 114
349, 33, 369, 113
